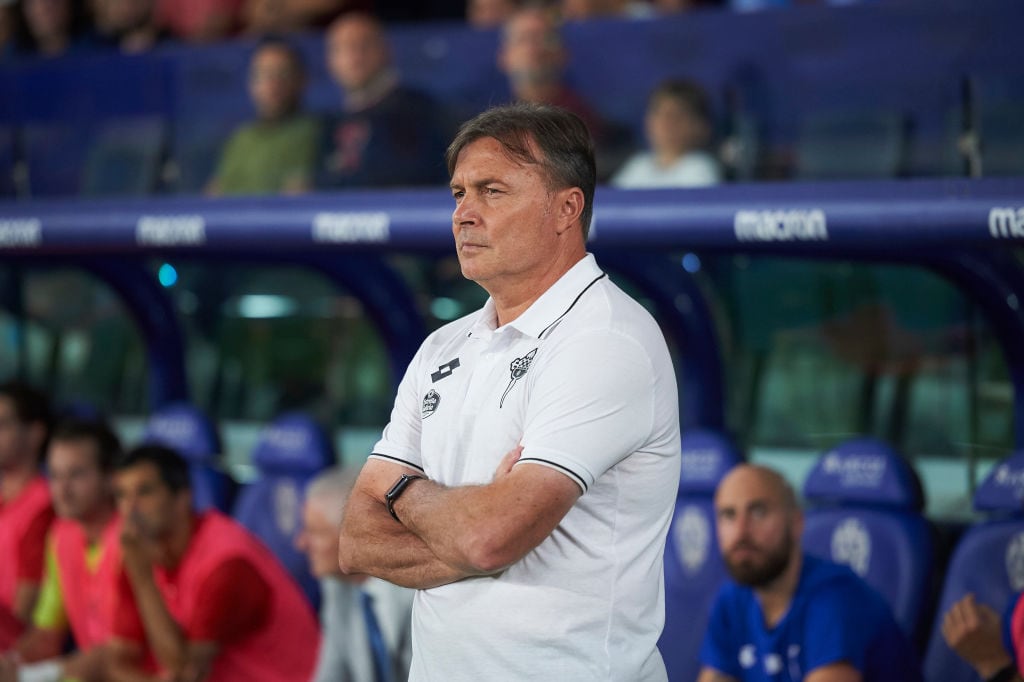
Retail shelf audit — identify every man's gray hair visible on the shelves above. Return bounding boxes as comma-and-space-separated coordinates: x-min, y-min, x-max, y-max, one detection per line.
305, 466, 361, 526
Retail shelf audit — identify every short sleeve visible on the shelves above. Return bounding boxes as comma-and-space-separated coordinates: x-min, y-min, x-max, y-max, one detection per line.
187, 558, 270, 643
17, 505, 55, 583
699, 586, 743, 678
801, 588, 870, 672
371, 343, 428, 471
518, 331, 657, 491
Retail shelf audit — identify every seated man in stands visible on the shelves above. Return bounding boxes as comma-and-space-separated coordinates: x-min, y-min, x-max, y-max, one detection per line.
612, 78, 723, 189
0, 382, 54, 651
697, 464, 924, 682
106, 444, 319, 682
313, 12, 451, 189
3, 418, 122, 682
943, 592, 1023, 682
498, 2, 631, 180
296, 466, 414, 682
207, 36, 319, 196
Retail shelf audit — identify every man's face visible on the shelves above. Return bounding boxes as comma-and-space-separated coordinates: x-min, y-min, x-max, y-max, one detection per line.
112, 462, 183, 542
295, 501, 341, 579
646, 94, 705, 157
499, 10, 564, 89
714, 467, 800, 588
326, 16, 388, 92
450, 136, 567, 291
48, 439, 109, 521
249, 45, 304, 121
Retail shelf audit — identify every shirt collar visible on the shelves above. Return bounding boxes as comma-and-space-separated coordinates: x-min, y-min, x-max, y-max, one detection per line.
469, 254, 603, 340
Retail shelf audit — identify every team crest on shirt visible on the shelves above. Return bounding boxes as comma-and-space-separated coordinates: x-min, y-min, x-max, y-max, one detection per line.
421, 389, 440, 419
500, 348, 537, 408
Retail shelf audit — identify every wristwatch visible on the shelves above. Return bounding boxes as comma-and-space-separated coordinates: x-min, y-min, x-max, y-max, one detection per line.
385, 473, 425, 522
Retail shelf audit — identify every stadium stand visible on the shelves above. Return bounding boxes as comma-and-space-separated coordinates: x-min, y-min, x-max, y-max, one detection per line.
801, 437, 936, 651
794, 109, 908, 180
142, 402, 236, 513
923, 450, 1024, 682
659, 428, 744, 682
232, 411, 334, 608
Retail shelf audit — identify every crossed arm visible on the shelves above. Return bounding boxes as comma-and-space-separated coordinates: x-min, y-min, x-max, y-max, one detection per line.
337, 447, 582, 589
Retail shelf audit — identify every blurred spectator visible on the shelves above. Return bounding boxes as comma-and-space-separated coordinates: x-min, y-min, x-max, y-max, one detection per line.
156, 0, 242, 42
466, 0, 519, 28
498, 3, 631, 179
16, 0, 94, 58
560, 0, 654, 20
2, 418, 122, 682
91, 0, 167, 52
698, 464, 924, 681
207, 37, 319, 196
312, 12, 450, 189
0, 381, 54, 651
0, 0, 17, 59
942, 593, 1022, 682
106, 444, 319, 681
297, 467, 414, 682
652, 0, 723, 12
242, 0, 369, 36
612, 78, 722, 188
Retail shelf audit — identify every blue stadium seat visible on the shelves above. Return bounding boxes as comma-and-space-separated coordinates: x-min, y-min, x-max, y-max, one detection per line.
142, 403, 235, 514
659, 429, 743, 682
923, 451, 1024, 682
795, 110, 908, 180
22, 120, 89, 197
801, 437, 935, 649
81, 116, 167, 197
232, 412, 334, 608
0, 125, 16, 198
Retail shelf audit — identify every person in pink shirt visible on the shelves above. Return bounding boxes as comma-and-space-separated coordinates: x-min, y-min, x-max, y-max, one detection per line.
106, 444, 319, 682
0, 382, 54, 651
1, 418, 123, 682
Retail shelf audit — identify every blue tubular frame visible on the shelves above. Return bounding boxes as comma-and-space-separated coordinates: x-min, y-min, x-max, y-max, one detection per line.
1, 178, 1022, 434
74, 258, 189, 407
928, 251, 1024, 448
595, 250, 725, 432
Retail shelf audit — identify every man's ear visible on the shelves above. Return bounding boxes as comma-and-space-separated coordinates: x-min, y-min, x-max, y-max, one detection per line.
555, 187, 585, 234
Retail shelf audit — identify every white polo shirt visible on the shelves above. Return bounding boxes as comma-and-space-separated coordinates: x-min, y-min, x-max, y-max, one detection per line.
371, 253, 681, 682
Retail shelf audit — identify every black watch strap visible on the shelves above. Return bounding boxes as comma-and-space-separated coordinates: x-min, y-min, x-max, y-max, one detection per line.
385, 474, 425, 522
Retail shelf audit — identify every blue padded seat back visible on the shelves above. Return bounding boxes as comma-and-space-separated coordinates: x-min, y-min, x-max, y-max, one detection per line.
923, 451, 1024, 682
659, 429, 744, 682
143, 403, 233, 513
802, 437, 933, 645
232, 412, 335, 608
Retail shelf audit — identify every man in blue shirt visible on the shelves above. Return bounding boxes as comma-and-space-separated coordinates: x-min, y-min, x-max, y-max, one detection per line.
698, 464, 924, 682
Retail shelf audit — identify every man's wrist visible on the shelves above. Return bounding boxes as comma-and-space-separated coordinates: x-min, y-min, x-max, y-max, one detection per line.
385, 474, 425, 522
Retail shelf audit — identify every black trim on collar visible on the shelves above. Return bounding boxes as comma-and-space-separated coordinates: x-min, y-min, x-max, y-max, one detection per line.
537, 272, 608, 340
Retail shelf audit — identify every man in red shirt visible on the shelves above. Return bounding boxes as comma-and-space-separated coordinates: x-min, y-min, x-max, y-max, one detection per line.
3, 417, 123, 682
0, 382, 54, 650
106, 444, 319, 682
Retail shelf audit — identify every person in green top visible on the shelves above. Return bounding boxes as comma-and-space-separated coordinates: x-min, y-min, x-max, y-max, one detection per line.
206, 36, 319, 196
